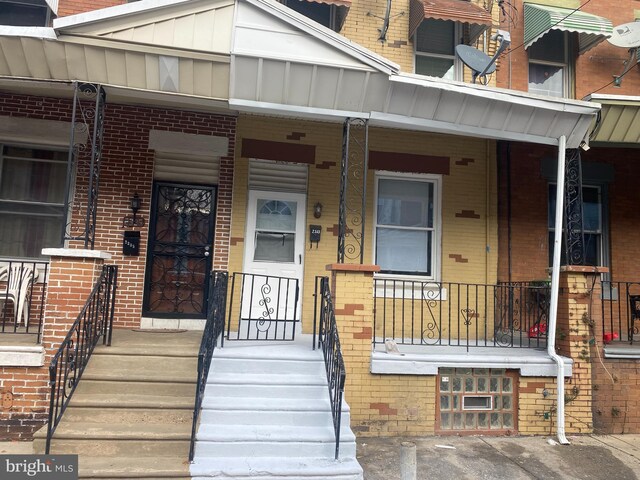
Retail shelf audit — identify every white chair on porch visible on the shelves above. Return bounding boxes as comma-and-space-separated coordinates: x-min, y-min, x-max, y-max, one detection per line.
0, 264, 38, 327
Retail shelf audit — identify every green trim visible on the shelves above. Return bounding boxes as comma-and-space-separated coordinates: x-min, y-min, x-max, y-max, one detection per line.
524, 3, 613, 54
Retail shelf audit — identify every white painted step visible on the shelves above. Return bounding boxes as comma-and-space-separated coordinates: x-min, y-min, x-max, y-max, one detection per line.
201, 396, 342, 412
197, 424, 356, 443
200, 407, 350, 427
209, 382, 328, 399
191, 457, 362, 480
211, 357, 325, 375
194, 438, 356, 459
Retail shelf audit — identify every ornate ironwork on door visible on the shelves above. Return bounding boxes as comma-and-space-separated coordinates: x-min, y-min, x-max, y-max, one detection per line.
143, 183, 216, 317
338, 118, 369, 264
563, 148, 585, 265
62, 82, 106, 249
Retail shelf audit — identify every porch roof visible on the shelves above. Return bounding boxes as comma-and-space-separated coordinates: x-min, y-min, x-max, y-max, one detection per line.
0, 0, 600, 148
585, 94, 640, 146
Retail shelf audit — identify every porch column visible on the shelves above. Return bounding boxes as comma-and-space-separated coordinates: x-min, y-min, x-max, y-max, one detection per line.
555, 266, 606, 433
326, 264, 437, 436
40, 248, 111, 355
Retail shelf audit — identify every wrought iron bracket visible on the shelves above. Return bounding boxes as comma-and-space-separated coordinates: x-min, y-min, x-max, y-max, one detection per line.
563, 148, 585, 265
338, 118, 369, 264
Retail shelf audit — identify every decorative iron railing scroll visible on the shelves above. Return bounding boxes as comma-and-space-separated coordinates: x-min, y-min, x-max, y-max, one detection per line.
62, 82, 106, 249
563, 148, 585, 265
338, 118, 368, 264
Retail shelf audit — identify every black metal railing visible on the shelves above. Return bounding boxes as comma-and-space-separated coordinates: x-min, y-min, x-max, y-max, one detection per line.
46, 265, 118, 453
601, 281, 640, 345
189, 270, 228, 462
0, 260, 49, 343
227, 272, 299, 341
313, 276, 346, 460
373, 279, 550, 351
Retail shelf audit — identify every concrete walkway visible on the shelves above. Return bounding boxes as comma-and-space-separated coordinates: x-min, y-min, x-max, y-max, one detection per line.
358, 435, 640, 480
4, 434, 640, 479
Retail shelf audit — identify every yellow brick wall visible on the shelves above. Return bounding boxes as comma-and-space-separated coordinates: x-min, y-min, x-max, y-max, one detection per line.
230, 114, 499, 334
331, 266, 437, 436
340, 0, 500, 87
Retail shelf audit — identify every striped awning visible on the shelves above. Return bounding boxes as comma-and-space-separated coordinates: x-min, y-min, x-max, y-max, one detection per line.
409, 0, 492, 39
586, 94, 640, 145
524, 3, 612, 54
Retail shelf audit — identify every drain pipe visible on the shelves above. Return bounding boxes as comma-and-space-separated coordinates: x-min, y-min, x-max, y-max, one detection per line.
548, 135, 570, 445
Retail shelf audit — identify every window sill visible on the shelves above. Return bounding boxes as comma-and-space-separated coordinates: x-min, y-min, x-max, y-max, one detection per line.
374, 274, 447, 300
0, 345, 45, 367
603, 344, 640, 359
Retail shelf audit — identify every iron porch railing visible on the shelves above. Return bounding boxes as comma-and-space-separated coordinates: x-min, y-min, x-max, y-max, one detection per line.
373, 279, 550, 351
46, 265, 117, 454
314, 276, 346, 460
189, 270, 228, 462
226, 272, 299, 341
601, 281, 640, 345
0, 260, 49, 343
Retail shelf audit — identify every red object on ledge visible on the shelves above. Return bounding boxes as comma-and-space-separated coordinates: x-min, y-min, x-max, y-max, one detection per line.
528, 322, 547, 338
603, 332, 619, 344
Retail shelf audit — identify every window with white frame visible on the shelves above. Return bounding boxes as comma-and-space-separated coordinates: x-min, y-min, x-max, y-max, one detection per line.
415, 19, 461, 80
548, 184, 605, 267
528, 30, 571, 98
374, 173, 440, 278
0, 144, 67, 259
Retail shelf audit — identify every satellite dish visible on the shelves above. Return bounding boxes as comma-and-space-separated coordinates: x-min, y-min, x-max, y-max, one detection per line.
606, 22, 640, 86
608, 22, 640, 49
455, 30, 510, 85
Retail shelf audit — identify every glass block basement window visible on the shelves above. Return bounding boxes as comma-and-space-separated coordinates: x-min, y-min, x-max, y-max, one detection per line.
438, 368, 517, 433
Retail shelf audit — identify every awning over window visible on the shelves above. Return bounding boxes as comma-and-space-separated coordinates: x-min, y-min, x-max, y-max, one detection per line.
306, 0, 351, 6
524, 3, 612, 54
409, 0, 493, 39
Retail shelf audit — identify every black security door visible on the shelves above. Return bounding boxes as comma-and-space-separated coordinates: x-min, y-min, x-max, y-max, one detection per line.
143, 182, 216, 318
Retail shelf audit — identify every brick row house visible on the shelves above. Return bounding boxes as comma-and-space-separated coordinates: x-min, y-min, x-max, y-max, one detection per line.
0, 0, 636, 477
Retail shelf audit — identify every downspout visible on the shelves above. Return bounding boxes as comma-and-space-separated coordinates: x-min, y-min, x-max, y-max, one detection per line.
548, 135, 569, 445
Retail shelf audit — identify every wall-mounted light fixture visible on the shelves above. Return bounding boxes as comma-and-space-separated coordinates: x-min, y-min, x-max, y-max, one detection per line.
123, 192, 145, 228
314, 202, 323, 219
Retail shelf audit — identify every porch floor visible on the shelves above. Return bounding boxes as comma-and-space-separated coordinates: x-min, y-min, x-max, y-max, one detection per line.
0, 333, 39, 346
371, 339, 571, 378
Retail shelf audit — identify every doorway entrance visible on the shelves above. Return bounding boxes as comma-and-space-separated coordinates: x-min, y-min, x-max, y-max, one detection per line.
143, 182, 216, 318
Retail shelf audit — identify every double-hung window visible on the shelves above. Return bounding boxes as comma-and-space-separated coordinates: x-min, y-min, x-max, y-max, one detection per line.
374, 173, 440, 278
415, 19, 460, 80
528, 30, 570, 98
0, 145, 67, 259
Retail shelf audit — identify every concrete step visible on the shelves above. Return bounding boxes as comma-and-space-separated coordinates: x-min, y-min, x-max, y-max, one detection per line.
78, 456, 189, 479
35, 424, 191, 457
68, 393, 195, 410
62, 406, 193, 425
209, 382, 328, 399
190, 456, 363, 480
197, 424, 356, 443
194, 437, 357, 459
211, 357, 325, 376
200, 407, 350, 427
210, 372, 326, 386
87, 355, 197, 382
201, 395, 344, 412
75, 379, 195, 397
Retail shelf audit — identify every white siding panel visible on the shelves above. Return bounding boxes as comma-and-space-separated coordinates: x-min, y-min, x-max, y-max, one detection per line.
85, 46, 109, 84
249, 159, 308, 193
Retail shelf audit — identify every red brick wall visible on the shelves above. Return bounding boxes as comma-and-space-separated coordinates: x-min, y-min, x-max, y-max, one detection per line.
498, 143, 640, 283
0, 92, 236, 439
57, 0, 126, 17
496, 1, 640, 99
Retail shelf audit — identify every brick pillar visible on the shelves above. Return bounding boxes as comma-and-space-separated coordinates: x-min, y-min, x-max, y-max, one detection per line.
0, 248, 111, 441
554, 266, 607, 434
326, 264, 436, 437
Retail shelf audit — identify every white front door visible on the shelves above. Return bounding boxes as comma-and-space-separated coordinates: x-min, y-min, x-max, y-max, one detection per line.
239, 190, 306, 338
